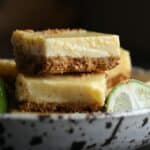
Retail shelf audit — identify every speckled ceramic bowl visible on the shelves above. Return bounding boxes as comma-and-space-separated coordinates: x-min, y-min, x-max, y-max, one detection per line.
0, 67, 149, 150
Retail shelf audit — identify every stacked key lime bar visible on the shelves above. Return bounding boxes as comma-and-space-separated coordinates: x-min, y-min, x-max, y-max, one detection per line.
11, 29, 131, 112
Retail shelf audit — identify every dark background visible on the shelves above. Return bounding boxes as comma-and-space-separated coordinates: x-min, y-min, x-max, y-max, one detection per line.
0, 0, 149, 68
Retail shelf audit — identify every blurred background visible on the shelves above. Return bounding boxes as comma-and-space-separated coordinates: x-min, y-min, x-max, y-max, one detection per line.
0, 0, 149, 68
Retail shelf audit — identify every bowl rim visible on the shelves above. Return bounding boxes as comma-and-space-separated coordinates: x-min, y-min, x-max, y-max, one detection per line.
0, 108, 150, 121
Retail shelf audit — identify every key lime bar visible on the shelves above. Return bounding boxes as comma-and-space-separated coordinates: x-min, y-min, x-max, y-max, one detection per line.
0, 59, 18, 79
16, 73, 106, 112
11, 29, 120, 75
107, 48, 131, 88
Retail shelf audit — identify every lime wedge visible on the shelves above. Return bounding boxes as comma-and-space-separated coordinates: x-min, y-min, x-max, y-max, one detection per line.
0, 79, 7, 113
106, 79, 150, 112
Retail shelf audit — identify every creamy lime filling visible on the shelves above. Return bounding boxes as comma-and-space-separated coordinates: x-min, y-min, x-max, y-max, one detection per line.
44, 36, 120, 57
16, 74, 106, 106
107, 49, 131, 79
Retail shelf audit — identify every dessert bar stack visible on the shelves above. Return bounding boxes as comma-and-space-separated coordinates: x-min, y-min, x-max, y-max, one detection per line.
11, 29, 131, 112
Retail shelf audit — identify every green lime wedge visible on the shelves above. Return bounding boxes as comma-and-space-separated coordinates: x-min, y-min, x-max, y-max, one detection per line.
106, 79, 150, 112
0, 79, 7, 113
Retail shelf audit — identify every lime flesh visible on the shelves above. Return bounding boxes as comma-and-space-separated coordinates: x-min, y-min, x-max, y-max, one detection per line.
106, 79, 150, 112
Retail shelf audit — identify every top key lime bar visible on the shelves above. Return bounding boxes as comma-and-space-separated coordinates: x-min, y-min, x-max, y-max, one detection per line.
11, 29, 120, 75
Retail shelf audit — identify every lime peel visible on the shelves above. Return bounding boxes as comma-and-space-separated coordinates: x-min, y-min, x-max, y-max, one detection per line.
0, 79, 8, 113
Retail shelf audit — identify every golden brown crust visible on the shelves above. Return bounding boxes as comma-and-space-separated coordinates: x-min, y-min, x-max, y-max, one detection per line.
18, 101, 101, 113
43, 56, 119, 74
15, 28, 87, 36
107, 73, 131, 89
14, 50, 120, 75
